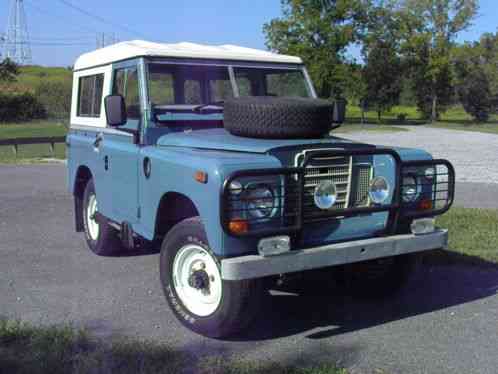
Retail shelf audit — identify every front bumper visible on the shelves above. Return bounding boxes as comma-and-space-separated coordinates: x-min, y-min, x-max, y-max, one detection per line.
221, 229, 448, 280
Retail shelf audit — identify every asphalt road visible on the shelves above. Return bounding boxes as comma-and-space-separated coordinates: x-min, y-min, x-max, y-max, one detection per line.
1, 164, 497, 374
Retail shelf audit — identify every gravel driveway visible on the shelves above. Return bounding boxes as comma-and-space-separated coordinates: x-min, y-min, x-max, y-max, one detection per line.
336, 126, 498, 184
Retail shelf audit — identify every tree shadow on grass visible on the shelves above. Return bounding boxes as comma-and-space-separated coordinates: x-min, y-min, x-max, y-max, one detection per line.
230, 250, 498, 342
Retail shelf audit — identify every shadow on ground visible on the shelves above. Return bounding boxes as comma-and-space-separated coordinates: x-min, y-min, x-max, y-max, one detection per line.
230, 250, 498, 342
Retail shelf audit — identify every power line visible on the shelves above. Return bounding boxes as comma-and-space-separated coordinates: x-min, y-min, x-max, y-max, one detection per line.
4, 41, 94, 46
56, 0, 150, 39
31, 36, 95, 41
25, 0, 100, 35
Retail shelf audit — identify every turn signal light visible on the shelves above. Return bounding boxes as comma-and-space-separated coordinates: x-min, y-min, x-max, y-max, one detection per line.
229, 219, 249, 234
194, 171, 208, 184
418, 199, 433, 211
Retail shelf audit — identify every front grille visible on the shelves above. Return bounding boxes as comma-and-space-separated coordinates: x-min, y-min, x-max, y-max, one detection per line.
296, 151, 373, 223
351, 164, 372, 207
304, 155, 352, 210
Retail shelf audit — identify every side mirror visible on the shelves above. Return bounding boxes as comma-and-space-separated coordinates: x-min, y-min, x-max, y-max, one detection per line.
104, 95, 127, 127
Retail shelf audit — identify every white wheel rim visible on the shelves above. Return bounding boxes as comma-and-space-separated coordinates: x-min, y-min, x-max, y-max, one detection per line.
86, 194, 100, 241
172, 244, 222, 317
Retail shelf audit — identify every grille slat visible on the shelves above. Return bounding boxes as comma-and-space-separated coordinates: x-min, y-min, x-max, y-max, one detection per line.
296, 151, 373, 223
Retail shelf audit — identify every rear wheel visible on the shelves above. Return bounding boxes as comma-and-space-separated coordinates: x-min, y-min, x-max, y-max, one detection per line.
82, 179, 122, 256
160, 217, 262, 338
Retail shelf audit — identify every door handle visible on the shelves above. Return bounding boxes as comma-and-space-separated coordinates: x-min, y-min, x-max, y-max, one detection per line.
93, 133, 103, 150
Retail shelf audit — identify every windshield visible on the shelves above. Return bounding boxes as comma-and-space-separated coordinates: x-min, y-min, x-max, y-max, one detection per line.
148, 63, 312, 122
233, 67, 310, 98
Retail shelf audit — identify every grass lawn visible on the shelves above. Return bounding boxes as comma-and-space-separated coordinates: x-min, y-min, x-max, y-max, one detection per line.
436, 207, 498, 265
0, 318, 345, 374
0, 121, 67, 163
0, 120, 67, 139
334, 124, 410, 133
346, 105, 498, 134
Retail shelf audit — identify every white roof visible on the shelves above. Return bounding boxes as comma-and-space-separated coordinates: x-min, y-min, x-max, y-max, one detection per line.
74, 40, 303, 70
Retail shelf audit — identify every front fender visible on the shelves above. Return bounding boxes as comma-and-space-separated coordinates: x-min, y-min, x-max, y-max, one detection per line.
136, 146, 281, 256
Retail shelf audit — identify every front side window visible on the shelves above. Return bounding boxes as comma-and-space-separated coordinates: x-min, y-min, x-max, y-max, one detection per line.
77, 74, 104, 117
113, 67, 140, 120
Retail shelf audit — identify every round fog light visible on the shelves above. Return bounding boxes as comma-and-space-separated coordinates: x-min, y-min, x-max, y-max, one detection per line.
369, 176, 390, 204
314, 180, 337, 210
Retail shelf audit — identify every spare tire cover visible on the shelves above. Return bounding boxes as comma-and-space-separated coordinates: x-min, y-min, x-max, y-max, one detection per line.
223, 96, 333, 139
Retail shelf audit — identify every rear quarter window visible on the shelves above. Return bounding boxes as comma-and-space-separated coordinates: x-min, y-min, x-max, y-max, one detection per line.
77, 74, 104, 117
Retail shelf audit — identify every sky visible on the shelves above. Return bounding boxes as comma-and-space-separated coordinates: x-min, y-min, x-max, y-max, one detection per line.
0, 0, 496, 67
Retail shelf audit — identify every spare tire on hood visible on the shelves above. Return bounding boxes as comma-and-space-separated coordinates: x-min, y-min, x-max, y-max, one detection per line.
223, 96, 334, 139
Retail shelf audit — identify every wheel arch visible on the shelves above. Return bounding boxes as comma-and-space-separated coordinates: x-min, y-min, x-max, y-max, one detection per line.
73, 165, 93, 232
154, 191, 201, 242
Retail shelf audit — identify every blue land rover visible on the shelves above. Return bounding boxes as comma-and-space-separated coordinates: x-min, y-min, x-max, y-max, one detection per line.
67, 40, 455, 338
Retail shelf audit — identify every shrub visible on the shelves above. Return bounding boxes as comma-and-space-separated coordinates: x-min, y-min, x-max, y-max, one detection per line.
0, 92, 47, 122
457, 69, 493, 122
34, 80, 72, 120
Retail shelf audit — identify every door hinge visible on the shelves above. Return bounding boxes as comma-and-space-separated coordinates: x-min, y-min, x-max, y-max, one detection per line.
137, 206, 141, 219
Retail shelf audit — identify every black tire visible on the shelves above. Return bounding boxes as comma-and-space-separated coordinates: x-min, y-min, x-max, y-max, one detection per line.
159, 217, 262, 338
82, 179, 122, 256
336, 253, 422, 299
223, 96, 334, 139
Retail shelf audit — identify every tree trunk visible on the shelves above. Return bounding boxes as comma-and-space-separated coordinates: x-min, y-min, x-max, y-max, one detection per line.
431, 94, 438, 123
319, 82, 331, 99
377, 109, 382, 123
361, 105, 365, 125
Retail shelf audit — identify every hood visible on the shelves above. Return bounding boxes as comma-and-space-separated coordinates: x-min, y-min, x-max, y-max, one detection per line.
156, 128, 360, 154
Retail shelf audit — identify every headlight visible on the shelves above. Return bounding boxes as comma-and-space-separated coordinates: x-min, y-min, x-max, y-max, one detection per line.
402, 174, 420, 202
369, 176, 390, 204
245, 184, 276, 219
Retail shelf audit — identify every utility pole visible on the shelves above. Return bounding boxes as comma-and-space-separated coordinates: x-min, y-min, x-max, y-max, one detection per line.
2, 0, 32, 64
96, 32, 119, 49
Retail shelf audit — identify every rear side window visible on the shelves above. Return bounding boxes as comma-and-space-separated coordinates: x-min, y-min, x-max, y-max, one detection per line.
77, 74, 104, 117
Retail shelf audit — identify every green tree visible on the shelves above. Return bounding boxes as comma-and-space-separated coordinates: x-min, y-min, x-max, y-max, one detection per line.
263, 0, 370, 98
362, 0, 403, 121
453, 37, 498, 122
0, 58, 19, 82
363, 41, 402, 121
399, 0, 479, 121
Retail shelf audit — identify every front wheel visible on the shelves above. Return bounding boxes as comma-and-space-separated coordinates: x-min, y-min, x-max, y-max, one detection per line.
159, 217, 261, 338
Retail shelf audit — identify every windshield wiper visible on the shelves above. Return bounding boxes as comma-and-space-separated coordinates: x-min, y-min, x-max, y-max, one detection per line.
192, 101, 225, 114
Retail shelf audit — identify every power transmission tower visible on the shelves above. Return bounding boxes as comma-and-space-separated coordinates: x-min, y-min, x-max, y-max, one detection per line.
2, 0, 32, 64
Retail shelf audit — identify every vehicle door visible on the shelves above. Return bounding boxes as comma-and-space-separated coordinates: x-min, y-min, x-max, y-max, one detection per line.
100, 63, 141, 224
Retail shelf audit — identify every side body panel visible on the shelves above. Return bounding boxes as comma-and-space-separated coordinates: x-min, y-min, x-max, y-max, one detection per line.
67, 64, 112, 215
